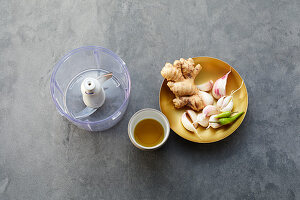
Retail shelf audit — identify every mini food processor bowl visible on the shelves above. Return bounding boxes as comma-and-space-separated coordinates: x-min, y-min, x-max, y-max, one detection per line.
50, 46, 131, 131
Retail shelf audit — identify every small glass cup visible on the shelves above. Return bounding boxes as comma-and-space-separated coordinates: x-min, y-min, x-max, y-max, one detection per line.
128, 108, 170, 150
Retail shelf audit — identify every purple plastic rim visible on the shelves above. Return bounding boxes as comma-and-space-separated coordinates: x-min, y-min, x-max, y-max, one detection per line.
50, 46, 131, 126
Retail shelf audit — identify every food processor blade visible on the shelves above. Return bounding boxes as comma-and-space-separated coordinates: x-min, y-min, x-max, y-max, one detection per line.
74, 106, 98, 119
75, 72, 113, 119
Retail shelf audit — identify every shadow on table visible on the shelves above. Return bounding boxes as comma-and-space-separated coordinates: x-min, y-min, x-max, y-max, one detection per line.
130, 111, 251, 163
173, 117, 249, 153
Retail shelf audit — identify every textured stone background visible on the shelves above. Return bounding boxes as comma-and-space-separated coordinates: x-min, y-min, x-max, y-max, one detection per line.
0, 0, 299, 199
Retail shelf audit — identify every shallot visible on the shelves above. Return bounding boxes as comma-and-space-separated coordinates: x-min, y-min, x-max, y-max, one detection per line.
217, 96, 225, 108
220, 99, 233, 112
181, 112, 197, 133
202, 105, 220, 117
217, 96, 233, 112
194, 113, 209, 128
186, 110, 198, 128
197, 80, 213, 92
198, 91, 214, 107
208, 115, 223, 129
216, 81, 244, 112
222, 96, 232, 108
212, 71, 231, 99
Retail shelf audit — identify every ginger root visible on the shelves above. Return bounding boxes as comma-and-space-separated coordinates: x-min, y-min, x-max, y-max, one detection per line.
161, 58, 206, 111
161, 58, 202, 96
173, 93, 204, 111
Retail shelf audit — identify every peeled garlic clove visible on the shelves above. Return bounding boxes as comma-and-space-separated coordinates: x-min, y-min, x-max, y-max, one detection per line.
196, 80, 213, 92
212, 71, 231, 99
186, 110, 198, 128
181, 112, 197, 133
220, 99, 233, 112
198, 91, 214, 106
203, 105, 220, 117
208, 115, 222, 129
186, 110, 197, 123
196, 113, 209, 127
217, 96, 225, 108
222, 96, 232, 108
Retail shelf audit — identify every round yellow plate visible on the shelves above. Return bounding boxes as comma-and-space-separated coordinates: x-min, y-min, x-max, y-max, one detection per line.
159, 57, 248, 143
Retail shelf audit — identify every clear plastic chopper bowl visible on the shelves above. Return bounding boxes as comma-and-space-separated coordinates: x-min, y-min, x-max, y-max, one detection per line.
50, 46, 131, 131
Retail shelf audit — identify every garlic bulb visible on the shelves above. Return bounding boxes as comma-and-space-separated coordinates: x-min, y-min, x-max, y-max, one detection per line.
217, 96, 234, 112
202, 105, 220, 117
217, 96, 225, 108
195, 113, 209, 127
208, 115, 222, 129
198, 91, 214, 107
220, 99, 233, 112
212, 71, 231, 99
181, 112, 197, 133
222, 96, 232, 108
186, 110, 198, 128
196, 80, 213, 92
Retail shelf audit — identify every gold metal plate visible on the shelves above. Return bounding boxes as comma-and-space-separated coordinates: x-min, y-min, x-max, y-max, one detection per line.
159, 57, 248, 143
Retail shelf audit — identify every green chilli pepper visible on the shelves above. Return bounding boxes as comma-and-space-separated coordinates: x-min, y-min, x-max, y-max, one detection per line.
215, 111, 234, 119
218, 112, 245, 125
210, 112, 245, 125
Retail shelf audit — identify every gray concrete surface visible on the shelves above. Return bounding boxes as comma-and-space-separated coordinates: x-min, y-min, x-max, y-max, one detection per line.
0, 0, 299, 199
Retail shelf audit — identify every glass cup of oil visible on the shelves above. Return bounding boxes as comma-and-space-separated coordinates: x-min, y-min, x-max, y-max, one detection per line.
128, 108, 170, 150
